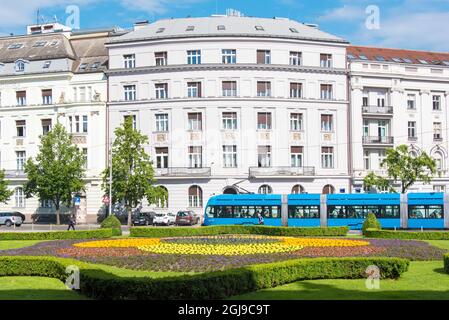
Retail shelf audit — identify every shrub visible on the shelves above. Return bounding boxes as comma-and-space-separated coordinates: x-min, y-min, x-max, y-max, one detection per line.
365, 229, 449, 240
444, 253, 449, 274
0, 228, 114, 241
362, 213, 381, 235
130, 225, 349, 238
0, 255, 408, 300
100, 215, 122, 236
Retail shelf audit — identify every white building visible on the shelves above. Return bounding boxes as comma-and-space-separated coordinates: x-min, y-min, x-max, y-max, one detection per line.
0, 23, 120, 223
348, 46, 449, 192
106, 16, 350, 216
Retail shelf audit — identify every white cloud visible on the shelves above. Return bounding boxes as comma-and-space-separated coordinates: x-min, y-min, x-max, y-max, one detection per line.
118, 0, 208, 15
318, 5, 365, 22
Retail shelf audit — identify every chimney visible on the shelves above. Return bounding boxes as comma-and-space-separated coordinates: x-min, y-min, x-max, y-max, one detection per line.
134, 20, 149, 31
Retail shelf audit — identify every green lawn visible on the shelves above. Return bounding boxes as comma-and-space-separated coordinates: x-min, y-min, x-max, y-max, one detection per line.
0, 240, 43, 250
0, 277, 89, 300
425, 240, 449, 251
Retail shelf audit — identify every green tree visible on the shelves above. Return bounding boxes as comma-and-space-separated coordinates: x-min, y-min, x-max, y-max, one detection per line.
363, 172, 394, 193
363, 145, 436, 194
24, 123, 86, 225
102, 117, 168, 227
0, 170, 14, 204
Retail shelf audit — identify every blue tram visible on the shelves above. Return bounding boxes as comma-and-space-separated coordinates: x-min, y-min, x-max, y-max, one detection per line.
203, 192, 446, 230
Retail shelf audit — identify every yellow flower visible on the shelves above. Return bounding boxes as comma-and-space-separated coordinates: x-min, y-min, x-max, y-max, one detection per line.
75, 238, 160, 248
281, 238, 369, 247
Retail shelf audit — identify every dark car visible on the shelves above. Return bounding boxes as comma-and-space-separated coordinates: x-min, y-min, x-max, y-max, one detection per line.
175, 211, 199, 226
132, 211, 156, 226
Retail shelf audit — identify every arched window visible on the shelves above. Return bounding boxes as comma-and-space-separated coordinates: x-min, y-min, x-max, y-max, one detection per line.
409, 151, 418, 158
188, 185, 203, 207
291, 184, 305, 194
434, 151, 444, 171
15, 187, 25, 208
223, 187, 238, 194
156, 186, 168, 208
322, 184, 335, 195
15, 60, 26, 72
258, 185, 273, 194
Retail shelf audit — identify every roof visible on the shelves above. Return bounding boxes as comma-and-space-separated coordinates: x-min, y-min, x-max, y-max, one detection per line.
0, 33, 75, 63
109, 16, 347, 44
348, 46, 449, 66
70, 35, 109, 73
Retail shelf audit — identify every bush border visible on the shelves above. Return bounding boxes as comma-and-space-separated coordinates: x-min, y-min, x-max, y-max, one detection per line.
364, 228, 449, 240
130, 225, 349, 238
0, 228, 114, 240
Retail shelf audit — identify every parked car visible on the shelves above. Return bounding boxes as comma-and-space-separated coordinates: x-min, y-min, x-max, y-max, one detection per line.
132, 211, 156, 226
175, 211, 200, 226
10, 212, 25, 223
153, 212, 176, 226
0, 212, 23, 227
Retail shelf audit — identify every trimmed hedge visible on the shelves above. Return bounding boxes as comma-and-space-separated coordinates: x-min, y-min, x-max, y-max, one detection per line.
130, 225, 349, 238
364, 228, 449, 240
100, 216, 122, 236
0, 255, 408, 300
444, 253, 449, 274
362, 213, 381, 235
0, 228, 114, 241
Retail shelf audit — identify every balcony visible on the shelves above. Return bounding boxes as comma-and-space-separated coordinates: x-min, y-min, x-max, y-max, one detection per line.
4, 170, 26, 179
249, 166, 315, 178
362, 105, 393, 116
362, 136, 394, 146
155, 167, 211, 178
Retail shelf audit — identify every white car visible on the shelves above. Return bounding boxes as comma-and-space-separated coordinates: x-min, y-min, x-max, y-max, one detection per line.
153, 212, 176, 226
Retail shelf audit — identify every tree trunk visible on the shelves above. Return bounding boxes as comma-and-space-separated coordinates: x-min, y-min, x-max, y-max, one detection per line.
127, 206, 132, 227
56, 207, 60, 225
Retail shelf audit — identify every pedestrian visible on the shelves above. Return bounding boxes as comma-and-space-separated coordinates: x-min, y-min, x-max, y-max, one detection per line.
67, 214, 76, 231
257, 212, 264, 225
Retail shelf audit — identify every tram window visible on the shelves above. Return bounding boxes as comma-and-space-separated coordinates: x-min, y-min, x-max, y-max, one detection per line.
328, 205, 399, 219
288, 206, 319, 218
409, 205, 443, 219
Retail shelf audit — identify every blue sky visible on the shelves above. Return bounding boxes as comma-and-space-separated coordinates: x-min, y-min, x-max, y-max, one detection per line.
1, 0, 449, 51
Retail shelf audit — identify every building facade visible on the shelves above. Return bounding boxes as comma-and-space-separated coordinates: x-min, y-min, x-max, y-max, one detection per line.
106, 16, 351, 216
0, 23, 117, 223
348, 46, 449, 193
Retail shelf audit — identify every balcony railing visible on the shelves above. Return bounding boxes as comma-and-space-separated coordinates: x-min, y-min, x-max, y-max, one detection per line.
249, 166, 315, 178
155, 167, 211, 177
362, 136, 394, 145
362, 105, 393, 114
4, 170, 26, 178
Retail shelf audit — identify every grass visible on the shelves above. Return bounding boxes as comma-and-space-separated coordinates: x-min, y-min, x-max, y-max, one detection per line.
230, 261, 449, 300
0, 240, 43, 250
0, 277, 89, 300
425, 240, 449, 251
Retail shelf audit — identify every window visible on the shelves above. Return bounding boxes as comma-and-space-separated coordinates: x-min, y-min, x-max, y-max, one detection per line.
82, 115, 88, 133
320, 54, 332, 68
222, 112, 237, 130
320, 84, 333, 100
255, 25, 264, 31
187, 50, 201, 64
187, 82, 202, 98
188, 186, 203, 207
289, 28, 299, 33
407, 94, 416, 110
258, 146, 271, 167
408, 121, 416, 140
155, 52, 167, 66
42, 89, 52, 105
257, 50, 271, 64
33, 41, 47, 47
289, 51, 301, 66
321, 114, 333, 132
321, 147, 334, 168
290, 83, 302, 98
186, 25, 195, 31
222, 49, 236, 64
82, 148, 88, 169
217, 25, 226, 31
257, 81, 271, 97
364, 150, 370, 170
222, 81, 237, 97
434, 122, 442, 140
258, 185, 272, 194
16, 120, 25, 137
91, 62, 100, 70
123, 115, 137, 130
291, 146, 303, 167
15, 188, 25, 208
362, 94, 369, 107
156, 27, 165, 33
155, 114, 169, 132
123, 54, 136, 69
15, 60, 25, 72
16, 151, 26, 170
124, 85, 136, 101
322, 184, 335, 194
40, 199, 52, 208
79, 63, 88, 71
434, 185, 446, 192
43, 61, 51, 69
188, 113, 202, 131
223, 145, 237, 168
155, 147, 169, 169
16, 91, 26, 106
290, 113, 303, 131
42, 119, 52, 135
291, 185, 305, 194
434, 152, 444, 171
433, 95, 442, 111
8, 43, 23, 50
409, 205, 443, 219
68, 115, 86, 133
257, 112, 272, 130
188, 146, 202, 168
79, 87, 86, 102
155, 83, 168, 99
379, 150, 386, 168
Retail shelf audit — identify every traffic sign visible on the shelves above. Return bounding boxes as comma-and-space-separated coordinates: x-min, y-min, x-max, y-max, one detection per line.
74, 196, 81, 206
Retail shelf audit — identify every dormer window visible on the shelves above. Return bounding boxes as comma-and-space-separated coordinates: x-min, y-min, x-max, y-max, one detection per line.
289, 28, 298, 33
79, 63, 88, 71
15, 60, 27, 72
156, 28, 165, 33
186, 26, 195, 31
33, 41, 47, 47
49, 40, 59, 47
43, 61, 51, 69
8, 43, 23, 50
91, 62, 101, 70
255, 26, 264, 31
217, 25, 225, 31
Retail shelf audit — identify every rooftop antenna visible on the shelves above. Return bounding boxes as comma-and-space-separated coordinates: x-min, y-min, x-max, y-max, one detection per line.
53, 15, 58, 23
36, 9, 40, 25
